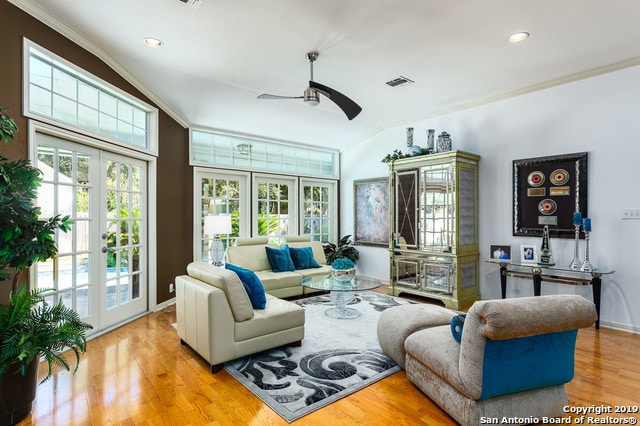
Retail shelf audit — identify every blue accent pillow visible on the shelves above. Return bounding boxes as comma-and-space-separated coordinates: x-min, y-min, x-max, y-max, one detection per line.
289, 246, 321, 270
265, 245, 295, 272
479, 330, 577, 399
451, 313, 466, 343
225, 263, 267, 309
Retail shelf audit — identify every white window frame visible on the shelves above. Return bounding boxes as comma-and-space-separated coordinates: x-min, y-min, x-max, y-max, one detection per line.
252, 173, 299, 244
23, 38, 159, 157
300, 178, 338, 243
193, 168, 250, 262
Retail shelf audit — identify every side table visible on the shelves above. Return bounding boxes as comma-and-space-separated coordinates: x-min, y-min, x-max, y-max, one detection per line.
485, 259, 614, 329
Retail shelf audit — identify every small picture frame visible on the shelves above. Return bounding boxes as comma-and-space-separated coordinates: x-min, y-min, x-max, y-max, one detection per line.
520, 244, 538, 263
490, 245, 511, 260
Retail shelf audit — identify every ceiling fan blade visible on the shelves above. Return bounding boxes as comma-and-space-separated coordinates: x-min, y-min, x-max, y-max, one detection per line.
309, 81, 362, 120
257, 94, 304, 100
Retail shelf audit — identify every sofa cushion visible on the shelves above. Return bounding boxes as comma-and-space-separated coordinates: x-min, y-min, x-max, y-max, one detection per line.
226, 239, 274, 272
235, 294, 306, 342
186, 262, 254, 322
225, 263, 267, 309
289, 246, 321, 269
478, 330, 578, 400
265, 245, 295, 272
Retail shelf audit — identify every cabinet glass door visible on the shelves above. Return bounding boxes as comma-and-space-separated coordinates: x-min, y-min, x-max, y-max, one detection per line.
420, 164, 455, 252
395, 169, 418, 248
422, 258, 454, 294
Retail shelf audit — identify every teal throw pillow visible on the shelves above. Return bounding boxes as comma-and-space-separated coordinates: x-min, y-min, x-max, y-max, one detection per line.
225, 263, 267, 309
451, 313, 466, 343
289, 246, 321, 270
265, 245, 295, 272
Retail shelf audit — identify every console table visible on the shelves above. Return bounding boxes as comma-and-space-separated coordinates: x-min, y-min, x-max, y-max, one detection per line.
485, 259, 614, 329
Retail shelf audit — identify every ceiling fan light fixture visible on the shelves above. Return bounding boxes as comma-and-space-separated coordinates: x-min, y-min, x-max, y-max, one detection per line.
304, 88, 320, 106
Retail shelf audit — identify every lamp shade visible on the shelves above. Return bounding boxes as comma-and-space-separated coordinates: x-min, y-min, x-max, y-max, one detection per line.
203, 214, 232, 235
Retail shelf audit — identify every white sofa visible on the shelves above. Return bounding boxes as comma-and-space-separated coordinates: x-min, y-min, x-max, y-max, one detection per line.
176, 262, 305, 373
225, 235, 331, 298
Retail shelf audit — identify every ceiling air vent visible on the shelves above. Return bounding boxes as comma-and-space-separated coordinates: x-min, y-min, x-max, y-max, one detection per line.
386, 76, 414, 87
179, 0, 205, 8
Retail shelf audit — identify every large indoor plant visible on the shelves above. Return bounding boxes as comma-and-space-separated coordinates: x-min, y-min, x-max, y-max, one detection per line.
0, 107, 72, 291
0, 285, 92, 424
0, 107, 92, 424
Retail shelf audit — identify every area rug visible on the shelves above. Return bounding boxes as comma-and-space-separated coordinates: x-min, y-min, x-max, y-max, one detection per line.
224, 291, 415, 423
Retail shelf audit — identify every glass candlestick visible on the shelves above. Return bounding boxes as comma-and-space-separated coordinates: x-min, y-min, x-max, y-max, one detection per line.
569, 224, 581, 270
580, 231, 592, 272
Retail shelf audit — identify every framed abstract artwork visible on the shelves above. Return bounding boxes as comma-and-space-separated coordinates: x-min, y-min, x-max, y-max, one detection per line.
353, 177, 390, 247
513, 152, 588, 239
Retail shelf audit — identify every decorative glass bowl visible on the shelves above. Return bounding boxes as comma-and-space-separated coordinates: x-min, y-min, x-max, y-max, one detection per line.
331, 267, 356, 283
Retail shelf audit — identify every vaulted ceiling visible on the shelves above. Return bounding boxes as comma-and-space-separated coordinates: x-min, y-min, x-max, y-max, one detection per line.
14, 0, 640, 150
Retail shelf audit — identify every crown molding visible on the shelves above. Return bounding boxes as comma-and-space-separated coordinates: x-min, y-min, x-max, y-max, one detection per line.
9, 0, 190, 129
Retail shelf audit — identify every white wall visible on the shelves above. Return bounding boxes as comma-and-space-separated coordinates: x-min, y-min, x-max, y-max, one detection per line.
341, 64, 640, 331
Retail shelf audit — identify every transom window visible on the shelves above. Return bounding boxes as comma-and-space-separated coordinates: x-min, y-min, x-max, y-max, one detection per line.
191, 129, 339, 179
24, 38, 158, 155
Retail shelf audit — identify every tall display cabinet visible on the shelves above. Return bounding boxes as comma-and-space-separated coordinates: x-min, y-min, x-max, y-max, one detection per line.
388, 150, 480, 310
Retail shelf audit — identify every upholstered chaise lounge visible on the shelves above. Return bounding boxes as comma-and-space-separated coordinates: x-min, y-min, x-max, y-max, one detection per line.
378, 295, 597, 425
176, 262, 305, 373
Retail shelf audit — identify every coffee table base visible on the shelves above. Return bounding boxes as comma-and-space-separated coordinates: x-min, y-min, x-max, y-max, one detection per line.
327, 291, 360, 319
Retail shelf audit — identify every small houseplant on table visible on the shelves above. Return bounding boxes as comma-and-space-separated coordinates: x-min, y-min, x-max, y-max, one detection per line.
323, 234, 359, 266
0, 107, 92, 424
330, 257, 356, 284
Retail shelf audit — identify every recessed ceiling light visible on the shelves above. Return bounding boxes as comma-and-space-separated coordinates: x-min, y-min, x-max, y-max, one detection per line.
143, 37, 163, 48
508, 32, 530, 43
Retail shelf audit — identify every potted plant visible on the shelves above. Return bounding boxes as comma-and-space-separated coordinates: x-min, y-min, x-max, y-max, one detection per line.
0, 107, 92, 424
0, 285, 92, 424
323, 234, 359, 265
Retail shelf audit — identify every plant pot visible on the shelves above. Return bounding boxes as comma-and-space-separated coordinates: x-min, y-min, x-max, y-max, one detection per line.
331, 267, 356, 284
0, 358, 39, 425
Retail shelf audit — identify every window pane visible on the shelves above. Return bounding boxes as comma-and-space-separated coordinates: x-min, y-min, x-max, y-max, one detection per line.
52, 94, 77, 123
78, 81, 99, 109
30, 84, 52, 115
53, 68, 77, 100
30, 56, 52, 89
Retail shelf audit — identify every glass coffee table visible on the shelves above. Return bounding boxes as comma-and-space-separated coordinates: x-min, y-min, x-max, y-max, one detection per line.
301, 275, 382, 319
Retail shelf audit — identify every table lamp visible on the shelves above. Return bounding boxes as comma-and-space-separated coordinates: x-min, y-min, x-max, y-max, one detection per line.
203, 214, 232, 266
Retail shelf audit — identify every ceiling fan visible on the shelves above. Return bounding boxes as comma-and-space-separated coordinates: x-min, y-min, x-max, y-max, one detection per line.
257, 52, 362, 121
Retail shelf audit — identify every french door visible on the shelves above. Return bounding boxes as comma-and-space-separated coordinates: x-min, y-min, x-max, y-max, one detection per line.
32, 130, 148, 334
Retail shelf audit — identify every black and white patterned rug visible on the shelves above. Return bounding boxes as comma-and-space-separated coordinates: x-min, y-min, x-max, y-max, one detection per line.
224, 291, 415, 423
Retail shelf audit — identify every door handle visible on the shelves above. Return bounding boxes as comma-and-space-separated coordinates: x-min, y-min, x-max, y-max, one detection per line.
101, 247, 114, 253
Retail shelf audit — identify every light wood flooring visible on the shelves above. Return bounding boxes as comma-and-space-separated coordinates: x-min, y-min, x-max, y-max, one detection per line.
19, 289, 640, 425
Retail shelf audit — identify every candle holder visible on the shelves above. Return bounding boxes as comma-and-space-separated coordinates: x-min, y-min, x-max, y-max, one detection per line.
569, 224, 581, 270
580, 231, 593, 272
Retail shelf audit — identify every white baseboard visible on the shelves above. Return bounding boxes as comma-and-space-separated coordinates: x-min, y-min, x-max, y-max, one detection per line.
599, 320, 640, 334
155, 297, 175, 311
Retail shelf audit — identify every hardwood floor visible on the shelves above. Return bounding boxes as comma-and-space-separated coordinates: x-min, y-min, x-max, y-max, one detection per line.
20, 291, 640, 425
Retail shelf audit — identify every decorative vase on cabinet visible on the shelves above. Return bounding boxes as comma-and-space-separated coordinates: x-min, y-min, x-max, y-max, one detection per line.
388, 150, 480, 310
